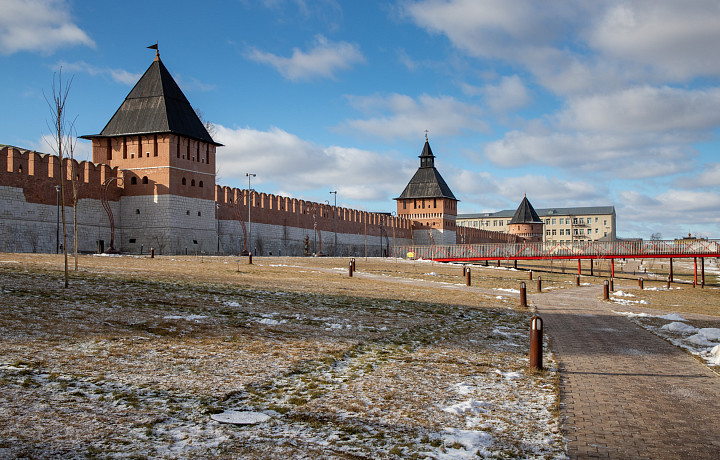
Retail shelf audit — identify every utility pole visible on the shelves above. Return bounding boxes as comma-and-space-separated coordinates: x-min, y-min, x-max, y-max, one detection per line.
246, 173, 256, 256
330, 190, 337, 256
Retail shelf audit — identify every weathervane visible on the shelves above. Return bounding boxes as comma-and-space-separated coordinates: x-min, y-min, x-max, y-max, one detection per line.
147, 42, 159, 60
424, 129, 429, 140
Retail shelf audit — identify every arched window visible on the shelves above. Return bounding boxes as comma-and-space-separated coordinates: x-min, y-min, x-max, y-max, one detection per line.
182, 177, 187, 185
191, 179, 196, 186
131, 177, 138, 185
142, 176, 148, 184
199, 181, 203, 188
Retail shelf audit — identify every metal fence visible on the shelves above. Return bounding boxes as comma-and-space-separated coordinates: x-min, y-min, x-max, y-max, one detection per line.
391, 239, 720, 261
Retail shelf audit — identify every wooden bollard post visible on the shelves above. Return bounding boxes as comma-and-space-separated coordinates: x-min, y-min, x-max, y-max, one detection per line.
537, 275, 542, 292
529, 270, 533, 280
349, 260, 353, 277
666, 277, 671, 289
603, 280, 609, 300
150, 248, 155, 259
609, 278, 614, 292
529, 316, 543, 370
575, 275, 580, 286
520, 282, 527, 307
351, 258, 356, 272
497, 260, 501, 267
462, 265, 467, 277
638, 277, 643, 290
248, 252, 253, 265
466, 267, 471, 286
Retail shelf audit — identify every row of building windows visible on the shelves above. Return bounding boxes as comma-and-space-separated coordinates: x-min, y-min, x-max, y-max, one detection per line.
546, 228, 606, 236
461, 217, 609, 228
134, 208, 203, 217
176, 139, 210, 164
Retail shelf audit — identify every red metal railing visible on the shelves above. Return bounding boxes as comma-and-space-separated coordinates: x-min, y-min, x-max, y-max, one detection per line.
392, 239, 720, 261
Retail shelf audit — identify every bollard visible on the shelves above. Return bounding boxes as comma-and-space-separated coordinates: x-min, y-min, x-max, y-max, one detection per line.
349, 260, 353, 277
666, 277, 671, 289
576, 275, 580, 286
529, 270, 533, 280
609, 277, 614, 292
466, 267, 472, 286
520, 282, 527, 307
462, 265, 467, 277
638, 277, 643, 290
529, 315, 543, 370
248, 252, 253, 265
603, 280, 609, 300
537, 275, 542, 292
351, 258, 356, 272
497, 260, 501, 267
150, 248, 155, 259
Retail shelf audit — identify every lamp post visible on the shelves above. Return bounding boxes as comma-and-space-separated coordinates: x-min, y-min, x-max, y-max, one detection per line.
55, 185, 61, 254
330, 191, 337, 256
216, 203, 220, 255
246, 173, 256, 256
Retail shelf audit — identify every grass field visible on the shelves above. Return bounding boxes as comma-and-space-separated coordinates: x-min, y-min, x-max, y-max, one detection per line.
0, 253, 716, 458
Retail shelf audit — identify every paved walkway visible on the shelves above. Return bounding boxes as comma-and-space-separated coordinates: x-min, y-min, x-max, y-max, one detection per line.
532, 285, 720, 459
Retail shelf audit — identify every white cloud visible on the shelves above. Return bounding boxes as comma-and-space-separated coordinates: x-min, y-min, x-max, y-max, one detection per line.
463, 75, 531, 112
339, 93, 486, 140
246, 35, 364, 81
213, 124, 411, 201
557, 86, 720, 134
484, 130, 694, 178
56, 61, 141, 86
676, 163, 720, 189
0, 0, 94, 55
588, 1, 720, 80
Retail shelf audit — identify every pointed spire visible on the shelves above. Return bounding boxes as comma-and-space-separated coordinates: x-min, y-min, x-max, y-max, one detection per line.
510, 196, 542, 224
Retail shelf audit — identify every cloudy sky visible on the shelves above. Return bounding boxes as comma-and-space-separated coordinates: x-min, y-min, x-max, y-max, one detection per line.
2, 0, 719, 239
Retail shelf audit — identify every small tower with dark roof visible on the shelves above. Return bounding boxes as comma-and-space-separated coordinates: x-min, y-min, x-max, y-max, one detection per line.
508, 195, 544, 242
395, 136, 458, 245
82, 50, 222, 254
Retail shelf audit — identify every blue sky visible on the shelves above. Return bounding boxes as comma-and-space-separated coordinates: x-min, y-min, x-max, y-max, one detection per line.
2, 0, 720, 240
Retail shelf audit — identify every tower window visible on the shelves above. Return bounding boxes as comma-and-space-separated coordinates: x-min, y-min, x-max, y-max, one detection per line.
199, 181, 203, 188
182, 177, 187, 185
142, 176, 148, 184
130, 177, 137, 185
191, 179, 196, 186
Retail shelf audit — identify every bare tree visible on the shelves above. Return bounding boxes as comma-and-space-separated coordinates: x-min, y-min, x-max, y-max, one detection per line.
44, 69, 75, 287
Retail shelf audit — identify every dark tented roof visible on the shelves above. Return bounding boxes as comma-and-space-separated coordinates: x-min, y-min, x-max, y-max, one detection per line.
82, 56, 221, 145
510, 196, 542, 224
395, 139, 457, 200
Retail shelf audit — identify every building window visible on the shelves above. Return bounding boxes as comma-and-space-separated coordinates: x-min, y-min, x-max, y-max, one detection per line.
182, 177, 187, 185
552, 229, 557, 235
186, 210, 190, 215
129, 238, 136, 243
595, 217, 598, 223
130, 177, 137, 185
198, 211, 201, 217
199, 181, 203, 188
579, 218, 584, 224
142, 176, 148, 184
604, 220, 607, 225
135, 209, 140, 214
552, 219, 556, 225
546, 230, 551, 235
191, 179, 196, 186
560, 229, 564, 235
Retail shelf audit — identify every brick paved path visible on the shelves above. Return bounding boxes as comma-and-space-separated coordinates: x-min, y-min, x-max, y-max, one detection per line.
533, 285, 720, 459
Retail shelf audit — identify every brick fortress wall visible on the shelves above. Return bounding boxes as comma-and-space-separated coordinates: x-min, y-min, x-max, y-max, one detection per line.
0, 146, 122, 253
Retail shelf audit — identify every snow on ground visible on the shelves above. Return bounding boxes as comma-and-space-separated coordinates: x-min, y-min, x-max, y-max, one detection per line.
614, 311, 720, 368
0, 261, 566, 458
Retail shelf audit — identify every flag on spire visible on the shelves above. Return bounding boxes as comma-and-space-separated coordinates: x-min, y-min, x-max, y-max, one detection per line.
147, 43, 158, 50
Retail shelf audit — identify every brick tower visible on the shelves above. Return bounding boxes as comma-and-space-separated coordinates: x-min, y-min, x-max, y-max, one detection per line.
508, 195, 544, 242
395, 137, 458, 245
82, 50, 222, 254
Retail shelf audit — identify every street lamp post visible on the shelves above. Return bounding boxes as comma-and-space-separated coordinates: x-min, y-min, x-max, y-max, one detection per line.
246, 173, 256, 256
55, 185, 61, 253
330, 191, 337, 256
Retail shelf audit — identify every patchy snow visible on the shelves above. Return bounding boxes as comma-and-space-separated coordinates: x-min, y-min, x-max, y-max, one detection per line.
163, 314, 208, 321
494, 288, 520, 294
615, 311, 720, 368
210, 410, 271, 425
